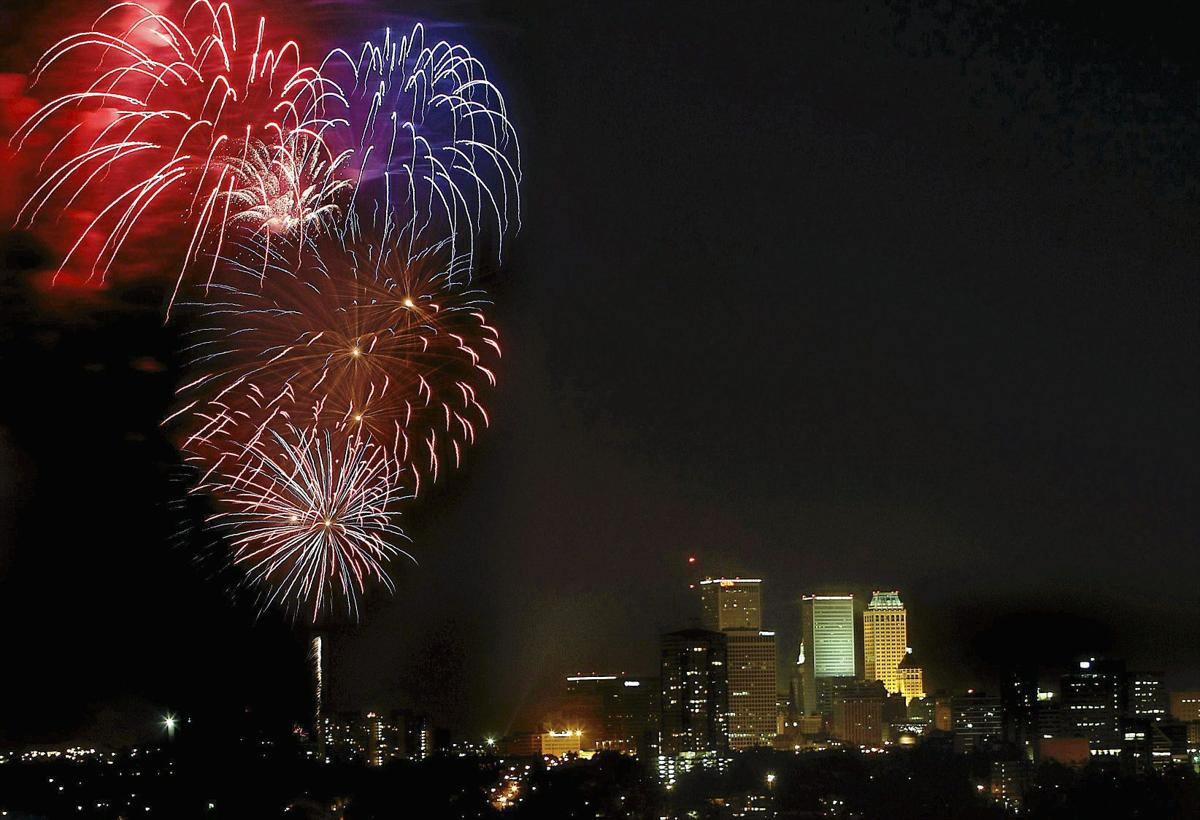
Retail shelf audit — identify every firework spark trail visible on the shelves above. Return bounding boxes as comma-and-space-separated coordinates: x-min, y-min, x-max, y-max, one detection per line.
321, 24, 522, 280
310, 634, 324, 738
203, 424, 411, 621
10, 1, 349, 304
169, 233, 500, 498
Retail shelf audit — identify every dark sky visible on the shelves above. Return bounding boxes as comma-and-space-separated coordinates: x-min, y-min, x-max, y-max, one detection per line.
0, 0, 1197, 745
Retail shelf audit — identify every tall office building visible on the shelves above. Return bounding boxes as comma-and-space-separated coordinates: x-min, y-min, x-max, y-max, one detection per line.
725, 630, 778, 749
406, 712, 437, 760
1127, 671, 1168, 722
606, 676, 660, 755
862, 590, 907, 695
697, 576, 776, 750
1002, 668, 1039, 757
321, 711, 371, 764
831, 679, 887, 746
951, 692, 1003, 754
1061, 657, 1126, 754
798, 594, 856, 717
699, 578, 763, 631
660, 629, 729, 756
320, 710, 431, 765
554, 674, 660, 754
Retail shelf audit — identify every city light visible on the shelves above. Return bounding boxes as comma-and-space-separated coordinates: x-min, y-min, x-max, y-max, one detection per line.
0, 0, 1187, 817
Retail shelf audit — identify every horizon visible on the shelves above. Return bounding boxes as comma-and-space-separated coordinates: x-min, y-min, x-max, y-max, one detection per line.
1, 0, 1197, 756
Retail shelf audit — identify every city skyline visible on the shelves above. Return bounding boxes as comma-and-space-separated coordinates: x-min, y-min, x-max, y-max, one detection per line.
7, 567, 1197, 785
0, 0, 1197, 754
300, 575, 1193, 759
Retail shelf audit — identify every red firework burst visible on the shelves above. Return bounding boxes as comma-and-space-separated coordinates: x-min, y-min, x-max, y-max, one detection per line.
9, 1, 348, 305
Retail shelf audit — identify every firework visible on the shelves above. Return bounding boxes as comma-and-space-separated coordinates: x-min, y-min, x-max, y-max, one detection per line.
169, 234, 500, 496
7, 5, 525, 619
10, 1, 348, 303
310, 634, 324, 738
321, 24, 522, 278
223, 134, 350, 237
203, 424, 410, 621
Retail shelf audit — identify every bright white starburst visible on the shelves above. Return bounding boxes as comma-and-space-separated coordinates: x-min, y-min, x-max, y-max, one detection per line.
205, 425, 411, 620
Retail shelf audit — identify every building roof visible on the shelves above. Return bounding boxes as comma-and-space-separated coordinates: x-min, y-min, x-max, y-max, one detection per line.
867, 590, 905, 610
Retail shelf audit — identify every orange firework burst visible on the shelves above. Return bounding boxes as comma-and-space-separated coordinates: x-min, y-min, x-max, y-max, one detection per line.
169, 235, 500, 497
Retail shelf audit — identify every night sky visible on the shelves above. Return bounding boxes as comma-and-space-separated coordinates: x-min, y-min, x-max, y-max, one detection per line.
0, 1, 1196, 746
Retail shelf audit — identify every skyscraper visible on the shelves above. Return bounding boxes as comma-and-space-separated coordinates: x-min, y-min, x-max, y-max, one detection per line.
1001, 667, 1039, 757
660, 629, 729, 756
725, 630, 778, 750
696, 576, 777, 750
831, 679, 887, 746
699, 578, 763, 631
554, 674, 660, 754
862, 590, 907, 695
320, 710, 429, 765
1127, 671, 1168, 722
952, 692, 1003, 754
798, 594, 856, 717
1061, 657, 1126, 754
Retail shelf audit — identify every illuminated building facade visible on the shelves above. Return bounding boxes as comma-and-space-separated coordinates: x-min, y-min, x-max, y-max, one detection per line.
725, 630, 778, 749
554, 674, 660, 753
319, 710, 432, 765
1127, 671, 1168, 722
1171, 691, 1200, 723
1119, 718, 1175, 774
897, 648, 926, 704
322, 712, 398, 765
1034, 695, 1068, 744
321, 712, 370, 764
540, 730, 583, 758
1061, 658, 1126, 754
831, 679, 886, 746
798, 595, 855, 718
605, 676, 660, 755
699, 578, 763, 631
405, 713, 436, 761
660, 629, 728, 756
951, 692, 1003, 754
862, 590, 907, 695
1001, 668, 1038, 753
